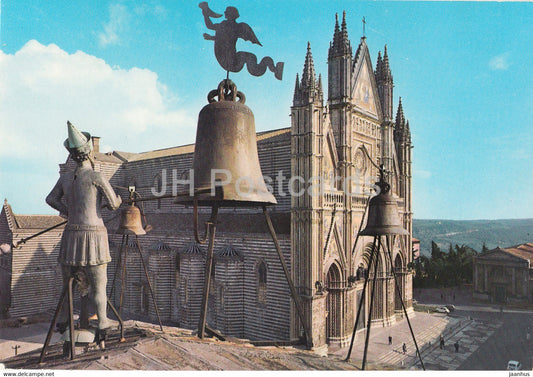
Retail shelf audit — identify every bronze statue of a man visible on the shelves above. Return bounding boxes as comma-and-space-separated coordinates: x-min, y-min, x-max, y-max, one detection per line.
46, 121, 121, 340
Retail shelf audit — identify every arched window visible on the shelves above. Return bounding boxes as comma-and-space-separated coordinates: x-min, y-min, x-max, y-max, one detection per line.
257, 261, 267, 305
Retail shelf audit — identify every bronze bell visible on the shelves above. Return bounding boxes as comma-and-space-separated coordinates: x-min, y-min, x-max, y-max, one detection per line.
116, 204, 146, 235
178, 79, 277, 207
359, 190, 408, 236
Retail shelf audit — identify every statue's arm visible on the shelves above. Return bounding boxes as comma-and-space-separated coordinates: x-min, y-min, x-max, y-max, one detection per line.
94, 173, 122, 210
199, 2, 221, 31
46, 177, 68, 217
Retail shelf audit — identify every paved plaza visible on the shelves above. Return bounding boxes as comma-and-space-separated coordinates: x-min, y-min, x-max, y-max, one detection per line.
332, 287, 533, 370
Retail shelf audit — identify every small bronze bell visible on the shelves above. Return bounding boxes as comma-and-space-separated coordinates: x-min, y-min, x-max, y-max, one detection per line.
177, 79, 276, 207
359, 189, 408, 236
116, 204, 147, 235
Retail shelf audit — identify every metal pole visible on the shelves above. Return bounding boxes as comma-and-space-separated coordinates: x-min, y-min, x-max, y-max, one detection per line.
39, 283, 68, 363
197, 205, 219, 339
109, 234, 125, 306
106, 297, 125, 342
263, 206, 312, 348
135, 235, 164, 332
67, 276, 76, 360
382, 239, 425, 370
362, 236, 382, 370
118, 235, 129, 314
13, 220, 67, 248
345, 235, 378, 361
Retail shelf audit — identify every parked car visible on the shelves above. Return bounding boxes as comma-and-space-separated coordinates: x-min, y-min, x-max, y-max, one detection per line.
444, 304, 456, 312
507, 360, 522, 370
435, 306, 450, 314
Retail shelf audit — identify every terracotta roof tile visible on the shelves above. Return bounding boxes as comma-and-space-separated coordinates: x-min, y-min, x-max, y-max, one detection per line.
502, 243, 533, 264
13, 215, 65, 230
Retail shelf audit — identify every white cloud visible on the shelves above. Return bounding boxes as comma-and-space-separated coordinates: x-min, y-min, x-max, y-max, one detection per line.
98, 3, 130, 48
489, 52, 510, 71
0, 40, 193, 163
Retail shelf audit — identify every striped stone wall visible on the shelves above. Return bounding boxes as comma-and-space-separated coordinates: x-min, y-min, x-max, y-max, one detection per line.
8, 231, 63, 318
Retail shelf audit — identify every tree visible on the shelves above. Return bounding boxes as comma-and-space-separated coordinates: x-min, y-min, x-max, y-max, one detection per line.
413, 240, 478, 288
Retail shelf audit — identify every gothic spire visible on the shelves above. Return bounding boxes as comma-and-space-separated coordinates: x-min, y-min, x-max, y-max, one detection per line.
341, 11, 348, 43
395, 97, 405, 128
301, 42, 316, 88
382, 45, 393, 82
293, 73, 300, 102
375, 51, 383, 81
329, 11, 352, 58
293, 42, 322, 106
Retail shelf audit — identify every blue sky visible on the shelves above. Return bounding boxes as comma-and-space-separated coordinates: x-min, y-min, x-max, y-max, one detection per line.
0, 1, 532, 220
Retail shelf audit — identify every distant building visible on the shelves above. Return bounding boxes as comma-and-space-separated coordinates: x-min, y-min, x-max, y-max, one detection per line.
0, 12, 415, 350
473, 243, 533, 304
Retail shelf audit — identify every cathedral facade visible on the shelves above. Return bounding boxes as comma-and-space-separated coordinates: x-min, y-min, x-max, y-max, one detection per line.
0, 12, 413, 350
290, 12, 413, 347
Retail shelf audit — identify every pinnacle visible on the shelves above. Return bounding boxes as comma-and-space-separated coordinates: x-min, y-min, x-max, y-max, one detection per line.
375, 51, 383, 80
382, 44, 393, 82
330, 10, 351, 57
302, 42, 316, 87
395, 98, 406, 128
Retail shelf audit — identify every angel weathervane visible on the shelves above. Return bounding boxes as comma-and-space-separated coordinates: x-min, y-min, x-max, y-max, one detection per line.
199, 2, 284, 80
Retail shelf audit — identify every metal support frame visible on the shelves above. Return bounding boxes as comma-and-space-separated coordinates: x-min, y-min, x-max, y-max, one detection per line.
39, 275, 124, 364
263, 206, 312, 348
362, 236, 381, 369
110, 234, 164, 332
195, 205, 311, 347
381, 238, 425, 370
344, 234, 425, 370
197, 205, 219, 339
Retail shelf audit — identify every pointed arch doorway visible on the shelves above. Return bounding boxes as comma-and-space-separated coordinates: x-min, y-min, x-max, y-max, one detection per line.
326, 263, 343, 343
394, 254, 404, 312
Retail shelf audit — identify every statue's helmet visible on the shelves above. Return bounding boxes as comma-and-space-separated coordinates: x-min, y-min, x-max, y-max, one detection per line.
64, 121, 93, 160
224, 6, 239, 20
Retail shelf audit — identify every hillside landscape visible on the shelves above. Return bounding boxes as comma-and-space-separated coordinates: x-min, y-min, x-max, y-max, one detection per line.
413, 218, 533, 256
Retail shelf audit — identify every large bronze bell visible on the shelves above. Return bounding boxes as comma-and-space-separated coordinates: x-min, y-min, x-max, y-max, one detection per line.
359, 189, 408, 236
116, 204, 146, 235
178, 79, 276, 207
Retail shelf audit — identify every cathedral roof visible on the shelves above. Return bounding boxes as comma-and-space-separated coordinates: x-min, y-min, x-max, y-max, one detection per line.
216, 244, 243, 260
182, 242, 203, 254
123, 128, 290, 162
150, 240, 173, 252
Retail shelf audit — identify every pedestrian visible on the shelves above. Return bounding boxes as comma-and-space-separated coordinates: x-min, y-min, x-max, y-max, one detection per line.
388, 335, 392, 345
453, 293, 455, 301
439, 335, 445, 349
402, 343, 407, 354
454, 342, 459, 353
440, 293, 443, 300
